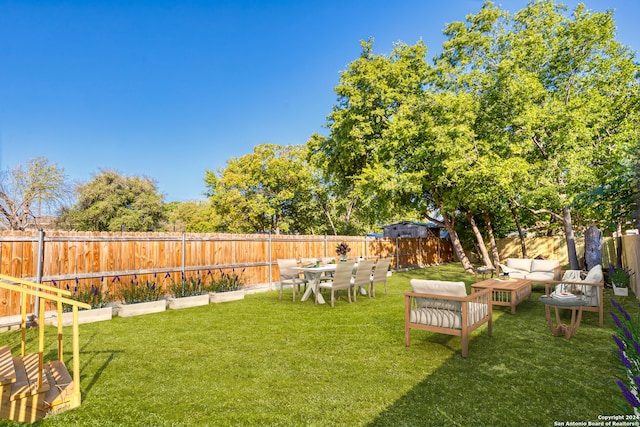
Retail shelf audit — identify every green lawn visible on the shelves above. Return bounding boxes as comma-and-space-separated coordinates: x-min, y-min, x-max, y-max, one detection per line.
0, 263, 631, 426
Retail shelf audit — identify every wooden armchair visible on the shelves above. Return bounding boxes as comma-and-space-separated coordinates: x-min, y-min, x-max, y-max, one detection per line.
404, 279, 492, 358
544, 264, 604, 327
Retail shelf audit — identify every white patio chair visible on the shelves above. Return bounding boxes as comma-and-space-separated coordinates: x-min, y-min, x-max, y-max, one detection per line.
370, 258, 391, 297
277, 258, 308, 302
318, 261, 355, 307
351, 260, 374, 302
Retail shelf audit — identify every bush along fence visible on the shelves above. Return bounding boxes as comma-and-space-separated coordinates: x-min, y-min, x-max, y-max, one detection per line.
0, 230, 453, 317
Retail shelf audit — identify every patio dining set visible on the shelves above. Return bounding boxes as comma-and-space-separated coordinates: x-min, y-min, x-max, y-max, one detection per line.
276, 258, 392, 307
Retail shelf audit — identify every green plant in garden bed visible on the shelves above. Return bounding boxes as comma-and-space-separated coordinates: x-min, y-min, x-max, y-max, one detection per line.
58, 278, 110, 312
168, 273, 207, 298
609, 264, 635, 288
205, 268, 244, 293
116, 275, 164, 304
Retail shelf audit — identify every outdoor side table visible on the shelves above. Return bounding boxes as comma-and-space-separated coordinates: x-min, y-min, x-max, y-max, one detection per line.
539, 296, 588, 340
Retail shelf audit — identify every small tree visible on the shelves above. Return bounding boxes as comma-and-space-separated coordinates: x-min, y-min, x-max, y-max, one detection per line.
58, 170, 165, 231
0, 157, 71, 230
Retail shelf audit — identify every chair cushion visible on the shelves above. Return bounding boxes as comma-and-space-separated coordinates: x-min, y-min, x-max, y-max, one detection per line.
410, 279, 466, 296
410, 307, 461, 329
584, 264, 603, 283
410, 279, 466, 311
506, 258, 532, 272
531, 259, 559, 273
410, 302, 488, 328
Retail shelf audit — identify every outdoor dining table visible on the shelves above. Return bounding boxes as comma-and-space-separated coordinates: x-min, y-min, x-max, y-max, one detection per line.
294, 264, 336, 304
294, 262, 367, 304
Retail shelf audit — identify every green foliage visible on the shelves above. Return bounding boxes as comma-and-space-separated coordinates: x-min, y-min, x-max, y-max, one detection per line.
116, 275, 164, 304
205, 144, 323, 234
163, 200, 219, 232
608, 264, 634, 288
313, 0, 639, 268
58, 169, 165, 232
204, 268, 244, 293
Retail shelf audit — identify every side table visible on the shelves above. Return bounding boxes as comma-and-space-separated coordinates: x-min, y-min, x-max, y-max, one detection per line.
539, 296, 588, 339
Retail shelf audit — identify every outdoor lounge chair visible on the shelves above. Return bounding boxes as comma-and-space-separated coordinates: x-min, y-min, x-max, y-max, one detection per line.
370, 258, 391, 296
544, 264, 604, 327
404, 279, 492, 357
277, 258, 308, 302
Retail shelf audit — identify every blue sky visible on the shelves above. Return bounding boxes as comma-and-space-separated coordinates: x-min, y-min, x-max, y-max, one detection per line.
1, 0, 639, 202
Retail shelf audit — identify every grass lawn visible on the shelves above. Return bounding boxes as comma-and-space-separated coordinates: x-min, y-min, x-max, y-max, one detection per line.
0, 263, 632, 426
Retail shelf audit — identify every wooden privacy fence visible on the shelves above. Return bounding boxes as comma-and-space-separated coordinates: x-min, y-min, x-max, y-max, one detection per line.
0, 230, 453, 317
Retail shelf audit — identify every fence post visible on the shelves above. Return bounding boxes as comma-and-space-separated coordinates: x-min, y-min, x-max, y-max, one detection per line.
34, 229, 45, 316
181, 232, 186, 280
268, 232, 273, 290
365, 235, 369, 260
324, 235, 328, 257
395, 237, 400, 271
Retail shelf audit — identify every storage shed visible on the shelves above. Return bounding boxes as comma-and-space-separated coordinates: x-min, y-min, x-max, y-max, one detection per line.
382, 221, 442, 238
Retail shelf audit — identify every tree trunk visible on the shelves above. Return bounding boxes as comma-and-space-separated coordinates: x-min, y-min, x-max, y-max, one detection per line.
509, 202, 527, 258
441, 212, 474, 272
616, 222, 623, 268
484, 212, 500, 268
465, 211, 493, 268
583, 225, 602, 271
563, 207, 580, 270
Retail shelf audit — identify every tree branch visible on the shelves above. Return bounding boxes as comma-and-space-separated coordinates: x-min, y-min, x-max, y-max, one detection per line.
511, 198, 565, 224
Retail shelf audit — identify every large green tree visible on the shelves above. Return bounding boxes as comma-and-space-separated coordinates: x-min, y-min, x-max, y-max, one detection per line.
0, 157, 71, 230
205, 144, 319, 234
439, 0, 640, 268
57, 170, 165, 231
163, 200, 219, 233
312, 0, 639, 271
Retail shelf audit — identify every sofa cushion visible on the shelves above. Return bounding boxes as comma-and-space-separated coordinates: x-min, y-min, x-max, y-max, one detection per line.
508, 270, 527, 279
506, 258, 532, 272
526, 271, 555, 281
531, 259, 559, 273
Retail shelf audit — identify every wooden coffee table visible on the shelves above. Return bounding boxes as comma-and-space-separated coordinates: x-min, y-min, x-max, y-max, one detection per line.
472, 278, 532, 314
